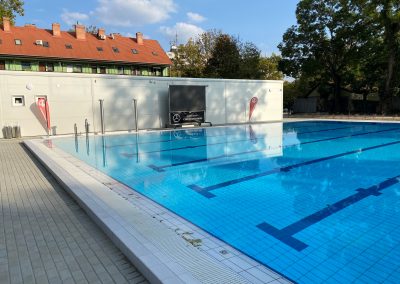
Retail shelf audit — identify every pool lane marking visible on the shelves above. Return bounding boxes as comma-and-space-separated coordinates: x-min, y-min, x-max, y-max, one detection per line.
111, 124, 358, 150
188, 138, 400, 198
147, 127, 399, 173
257, 175, 400, 251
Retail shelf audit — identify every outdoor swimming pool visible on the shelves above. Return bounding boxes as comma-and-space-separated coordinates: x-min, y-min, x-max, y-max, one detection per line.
53, 121, 400, 283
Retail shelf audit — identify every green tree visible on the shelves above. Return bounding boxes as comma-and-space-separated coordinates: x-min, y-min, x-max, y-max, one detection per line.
239, 42, 262, 79
259, 54, 284, 80
355, 0, 400, 113
279, 0, 365, 112
171, 30, 272, 80
283, 81, 301, 110
196, 29, 222, 66
171, 40, 204, 78
170, 30, 221, 78
344, 31, 383, 112
86, 25, 98, 34
204, 34, 241, 79
0, 0, 24, 24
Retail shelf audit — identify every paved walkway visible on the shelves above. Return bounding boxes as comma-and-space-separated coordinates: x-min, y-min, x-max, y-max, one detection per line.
0, 140, 148, 284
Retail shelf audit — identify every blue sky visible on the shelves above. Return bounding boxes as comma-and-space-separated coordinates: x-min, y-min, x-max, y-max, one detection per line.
16, 0, 299, 55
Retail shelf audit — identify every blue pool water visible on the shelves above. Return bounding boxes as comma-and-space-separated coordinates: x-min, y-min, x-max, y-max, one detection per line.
53, 121, 400, 283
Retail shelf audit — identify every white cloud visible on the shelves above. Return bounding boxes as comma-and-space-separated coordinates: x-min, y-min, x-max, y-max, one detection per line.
61, 10, 89, 26
187, 12, 206, 23
125, 32, 150, 39
125, 32, 135, 38
95, 0, 176, 27
160, 22, 204, 43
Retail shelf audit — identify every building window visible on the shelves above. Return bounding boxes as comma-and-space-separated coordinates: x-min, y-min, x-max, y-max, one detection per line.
91, 66, 98, 73
99, 66, 106, 74
112, 47, 119, 53
12, 96, 25, 107
153, 67, 161, 76
39, 62, 45, 72
39, 62, 54, 72
65, 44, 72, 49
73, 65, 82, 73
0, 60, 5, 70
21, 61, 31, 71
46, 63, 54, 72
117, 66, 124, 75
124, 68, 131, 75
15, 39, 22, 45
66, 64, 73, 73
152, 51, 158, 56
132, 68, 140, 76
131, 49, 138, 54
97, 47, 103, 52
43, 41, 49, 47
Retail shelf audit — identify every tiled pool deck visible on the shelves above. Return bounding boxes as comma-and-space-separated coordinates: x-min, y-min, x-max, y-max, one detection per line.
0, 140, 148, 284
23, 136, 292, 284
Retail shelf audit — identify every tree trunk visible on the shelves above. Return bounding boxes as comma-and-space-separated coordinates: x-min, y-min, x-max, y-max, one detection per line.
362, 92, 368, 114
333, 75, 341, 113
380, 14, 399, 115
381, 48, 396, 114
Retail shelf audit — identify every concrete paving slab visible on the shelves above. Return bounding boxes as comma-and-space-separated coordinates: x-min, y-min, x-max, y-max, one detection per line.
0, 140, 148, 284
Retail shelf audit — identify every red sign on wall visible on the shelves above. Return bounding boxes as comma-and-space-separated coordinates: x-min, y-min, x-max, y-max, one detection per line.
249, 97, 258, 121
37, 98, 51, 131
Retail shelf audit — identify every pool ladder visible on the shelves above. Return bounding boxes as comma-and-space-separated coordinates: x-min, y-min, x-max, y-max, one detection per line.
73, 119, 90, 136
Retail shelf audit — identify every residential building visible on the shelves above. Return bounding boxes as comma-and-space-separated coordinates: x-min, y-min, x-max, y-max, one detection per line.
0, 17, 171, 76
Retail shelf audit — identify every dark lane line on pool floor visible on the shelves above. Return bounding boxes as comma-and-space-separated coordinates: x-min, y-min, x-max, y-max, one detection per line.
257, 174, 400, 251
148, 127, 399, 173
188, 138, 400, 198
111, 124, 360, 150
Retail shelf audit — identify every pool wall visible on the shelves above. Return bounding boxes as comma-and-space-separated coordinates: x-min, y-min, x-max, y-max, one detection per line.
0, 71, 283, 137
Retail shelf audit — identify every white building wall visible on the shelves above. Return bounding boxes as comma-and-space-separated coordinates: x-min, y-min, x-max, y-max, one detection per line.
0, 71, 283, 137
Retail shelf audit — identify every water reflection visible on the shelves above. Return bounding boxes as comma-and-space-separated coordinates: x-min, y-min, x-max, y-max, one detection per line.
74, 135, 79, 153
65, 123, 284, 186
86, 135, 90, 156
101, 135, 107, 168
248, 125, 258, 144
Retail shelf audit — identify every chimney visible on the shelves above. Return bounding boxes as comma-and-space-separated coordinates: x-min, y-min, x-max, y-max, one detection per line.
97, 28, 106, 39
52, 23, 61, 37
2, 17, 10, 32
75, 24, 86, 40
136, 32, 144, 45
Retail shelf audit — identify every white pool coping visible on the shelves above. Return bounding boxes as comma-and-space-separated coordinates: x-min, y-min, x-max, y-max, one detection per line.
284, 117, 400, 124
24, 139, 291, 284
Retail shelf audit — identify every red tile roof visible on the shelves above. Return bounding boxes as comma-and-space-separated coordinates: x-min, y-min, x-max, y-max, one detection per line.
0, 25, 172, 66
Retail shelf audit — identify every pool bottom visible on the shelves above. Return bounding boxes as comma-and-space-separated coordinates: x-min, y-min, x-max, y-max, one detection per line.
25, 138, 290, 284
51, 121, 400, 283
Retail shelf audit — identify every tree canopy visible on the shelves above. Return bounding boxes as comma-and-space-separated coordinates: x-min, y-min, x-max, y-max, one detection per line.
259, 54, 284, 80
170, 31, 283, 80
0, 0, 24, 25
279, 0, 400, 114
204, 34, 241, 79
279, 0, 367, 112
